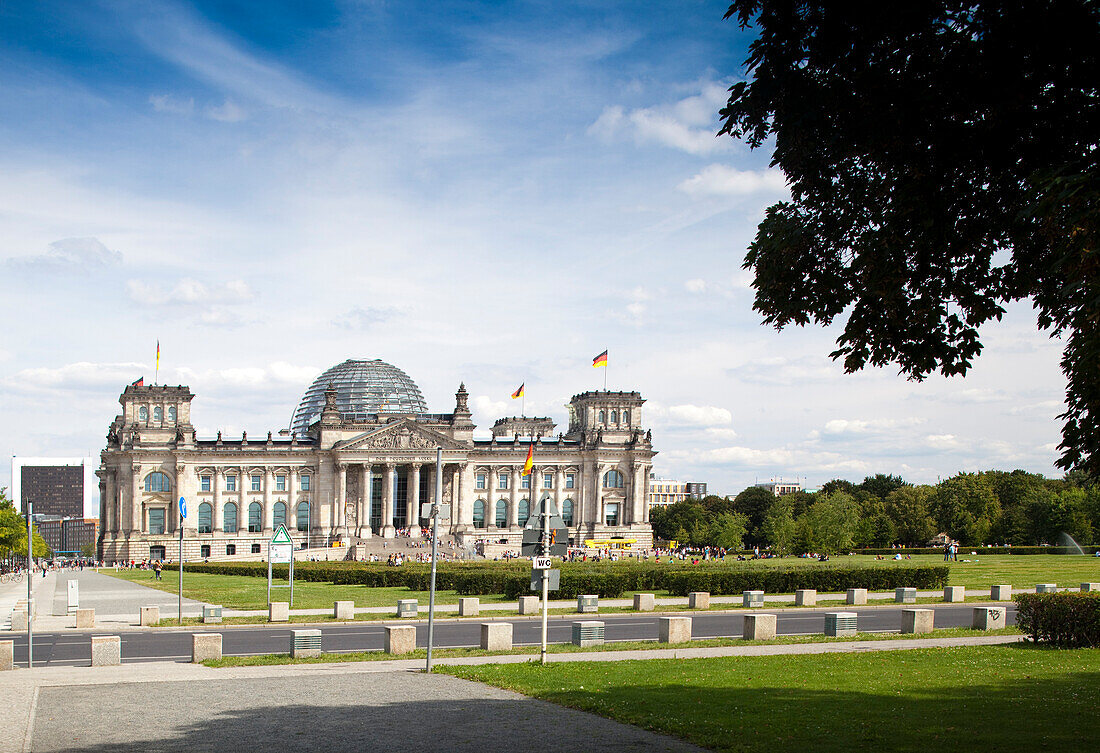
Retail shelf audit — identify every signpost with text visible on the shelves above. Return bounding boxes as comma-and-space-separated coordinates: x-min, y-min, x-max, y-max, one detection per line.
267, 525, 295, 606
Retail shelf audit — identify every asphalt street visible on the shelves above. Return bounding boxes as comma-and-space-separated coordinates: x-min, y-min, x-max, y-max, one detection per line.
7, 603, 1016, 666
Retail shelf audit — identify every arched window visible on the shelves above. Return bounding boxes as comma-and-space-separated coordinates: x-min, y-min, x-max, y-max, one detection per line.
598, 410, 606, 423
138, 406, 148, 421
223, 502, 238, 533
603, 469, 624, 488
153, 406, 163, 422
473, 499, 486, 528
248, 502, 262, 532
144, 472, 171, 493
197, 502, 212, 534
622, 410, 630, 426
296, 501, 310, 532
518, 499, 530, 526
495, 499, 507, 528
611, 410, 618, 424
562, 498, 574, 527
167, 406, 177, 422
273, 501, 287, 528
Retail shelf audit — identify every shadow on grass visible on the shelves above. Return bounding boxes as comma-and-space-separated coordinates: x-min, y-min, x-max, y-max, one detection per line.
447, 644, 1100, 753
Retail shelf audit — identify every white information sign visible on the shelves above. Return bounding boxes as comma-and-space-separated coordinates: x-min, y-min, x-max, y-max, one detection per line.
532, 556, 552, 570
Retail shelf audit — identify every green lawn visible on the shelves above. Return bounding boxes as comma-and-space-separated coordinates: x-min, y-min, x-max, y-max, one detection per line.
440, 644, 1100, 752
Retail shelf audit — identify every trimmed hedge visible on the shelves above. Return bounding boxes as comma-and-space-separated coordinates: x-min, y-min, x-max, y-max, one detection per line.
164, 560, 948, 599
1015, 592, 1100, 647
856, 546, 1098, 555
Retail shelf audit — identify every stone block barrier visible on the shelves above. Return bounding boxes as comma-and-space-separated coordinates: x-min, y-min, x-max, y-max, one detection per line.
743, 613, 777, 640
943, 586, 965, 603
687, 592, 710, 610
385, 625, 416, 654
743, 590, 765, 608
572, 621, 605, 647
291, 629, 322, 658
633, 593, 655, 611
895, 587, 917, 604
901, 608, 934, 634
0, 640, 12, 671
658, 616, 692, 644
334, 601, 354, 620
795, 589, 816, 607
91, 636, 120, 667
518, 596, 539, 615
1036, 583, 1057, 594
972, 606, 1007, 630
10, 610, 27, 632
203, 605, 223, 624
397, 600, 418, 618
459, 598, 479, 617
75, 609, 95, 629
846, 588, 868, 606
577, 595, 599, 613
139, 606, 159, 626
1082, 583, 1099, 592
192, 633, 223, 663
825, 612, 858, 637
990, 585, 1012, 601
480, 622, 512, 651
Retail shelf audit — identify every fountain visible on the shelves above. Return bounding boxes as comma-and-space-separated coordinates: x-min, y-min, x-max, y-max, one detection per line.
1058, 532, 1086, 555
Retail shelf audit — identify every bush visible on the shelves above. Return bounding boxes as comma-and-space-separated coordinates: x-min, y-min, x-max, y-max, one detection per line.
1015, 592, 1100, 647
660, 564, 948, 596
855, 546, 1098, 555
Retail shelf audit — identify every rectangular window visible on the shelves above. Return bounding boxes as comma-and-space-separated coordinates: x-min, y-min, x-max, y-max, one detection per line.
200, 476, 211, 492
200, 544, 211, 559
148, 508, 165, 535
225, 475, 237, 492
604, 503, 620, 527
275, 475, 286, 491
565, 473, 575, 489
498, 473, 509, 489
225, 544, 236, 556
521, 475, 530, 489
543, 472, 553, 489
301, 475, 310, 491
475, 473, 486, 490
251, 543, 261, 554
251, 474, 262, 491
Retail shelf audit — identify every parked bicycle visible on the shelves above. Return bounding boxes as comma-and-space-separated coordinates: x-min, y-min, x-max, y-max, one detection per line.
0, 570, 24, 584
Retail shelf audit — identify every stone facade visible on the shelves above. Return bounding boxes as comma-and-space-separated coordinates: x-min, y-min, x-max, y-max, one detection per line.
97, 372, 656, 563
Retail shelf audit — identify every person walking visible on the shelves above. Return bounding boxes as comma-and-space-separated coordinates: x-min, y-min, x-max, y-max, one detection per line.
154, 559, 162, 581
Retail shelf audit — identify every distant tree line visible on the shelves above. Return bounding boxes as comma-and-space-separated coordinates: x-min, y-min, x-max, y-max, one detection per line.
649, 471, 1100, 554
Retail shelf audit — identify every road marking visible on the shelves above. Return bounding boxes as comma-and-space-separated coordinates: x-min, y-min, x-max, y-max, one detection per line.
22, 685, 39, 753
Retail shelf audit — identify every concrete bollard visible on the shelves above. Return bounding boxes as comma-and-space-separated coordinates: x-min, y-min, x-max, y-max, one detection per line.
687, 592, 710, 610
139, 606, 160, 627
397, 600, 418, 618
633, 593, 655, 611
825, 612, 858, 637
75, 608, 95, 628
901, 608, 934, 634
795, 589, 816, 607
577, 595, 599, 613
10, 610, 28, 632
1036, 583, 1057, 594
384, 625, 416, 654
972, 606, 1006, 630
269, 602, 289, 622
743, 613, 777, 640
334, 601, 355, 620
658, 616, 692, 644
572, 621, 605, 647
203, 605, 223, 624
518, 596, 539, 615
459, 597, 480, 617
846, 588, 868, 605
191, 633, 223, 662
90, 635, 121, 666
291, 629, 322, 658
943, 586, 965, 603
480, 622, 513, 651
0, 640, 13, 671
895, 587, 917, 604
990, 585, 1012, 601
743, 590, 765, 608
1082, 583, 1100, 592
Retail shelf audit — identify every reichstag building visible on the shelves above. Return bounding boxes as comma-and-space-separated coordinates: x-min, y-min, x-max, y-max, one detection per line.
97, 359, 656, 562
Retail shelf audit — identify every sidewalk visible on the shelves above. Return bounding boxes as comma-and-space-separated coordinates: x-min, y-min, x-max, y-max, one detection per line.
0, 571, 57, 630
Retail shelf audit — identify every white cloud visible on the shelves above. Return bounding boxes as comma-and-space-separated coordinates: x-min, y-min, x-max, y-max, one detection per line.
149, 93, 194, 115
820, 417, 925, 437
6, 237, 122, 270
206, 99, 248, 122
668, 404, 733, 427
126, 278, 254, 306
684, 278, 706, 293
4, 361, 146, 394
924, 434, 961, 450
333, 306, 397, 330
678, 164, 788, 197
587, 81, 732, 155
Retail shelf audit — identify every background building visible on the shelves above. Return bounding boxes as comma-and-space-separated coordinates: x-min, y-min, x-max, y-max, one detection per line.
648, 475, 707, 507
11, 457, 98, 518
35, 517, 99, 557
755, 479, 803, 496
98, 359, 657, 563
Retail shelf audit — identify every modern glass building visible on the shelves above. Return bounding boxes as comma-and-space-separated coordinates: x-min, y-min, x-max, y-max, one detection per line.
289, 359, 428, 435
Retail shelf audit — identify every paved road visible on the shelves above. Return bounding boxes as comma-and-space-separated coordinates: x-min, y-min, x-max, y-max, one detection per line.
7, 603, 1016, 666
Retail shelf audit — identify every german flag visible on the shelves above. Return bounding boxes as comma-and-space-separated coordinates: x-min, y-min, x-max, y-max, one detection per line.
522, 443, 534, 476
592, 350, 608, 368
131, 377, 144, 387
511, 383, 524, 399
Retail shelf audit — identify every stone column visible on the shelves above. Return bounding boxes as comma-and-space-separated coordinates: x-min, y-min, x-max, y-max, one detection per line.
263, 467, 274, 533
131, 463, 143, 534
409, 464, 422, 537
334, 462, 347, 539
382, 463, 396, 538
555, 467, 565, 521
361, 464, 373, 538
631, 464, 644, 524
288, 467, 299, 534
212, 469, 222, 532
104, 472, 117, 533
509, 466, 521, 529
456, 462, 472, 530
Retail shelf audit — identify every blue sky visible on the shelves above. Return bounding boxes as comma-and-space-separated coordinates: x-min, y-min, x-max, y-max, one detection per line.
0, 0, 1066, 496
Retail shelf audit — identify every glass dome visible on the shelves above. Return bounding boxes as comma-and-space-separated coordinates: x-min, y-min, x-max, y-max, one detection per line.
290, 359, 428, 435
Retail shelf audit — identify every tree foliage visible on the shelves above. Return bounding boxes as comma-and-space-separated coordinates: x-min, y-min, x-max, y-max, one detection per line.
0, 488, 48, 559
719, 1, 1100, 474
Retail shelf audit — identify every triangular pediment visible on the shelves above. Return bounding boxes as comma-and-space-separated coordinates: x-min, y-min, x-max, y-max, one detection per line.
333, 420, 466, 452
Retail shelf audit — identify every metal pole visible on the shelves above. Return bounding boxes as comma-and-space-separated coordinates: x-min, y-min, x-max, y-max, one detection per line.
426, 447, 442, 672
178, 519, 183, 625
26, 499, 32, 669
541, 495, 549, 664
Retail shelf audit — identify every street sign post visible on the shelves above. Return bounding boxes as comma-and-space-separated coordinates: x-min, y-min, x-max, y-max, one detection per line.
178, 496, 186, 625
267, 525, 296, 606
